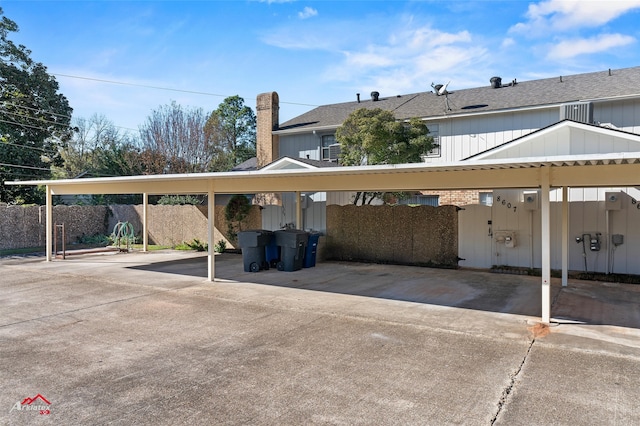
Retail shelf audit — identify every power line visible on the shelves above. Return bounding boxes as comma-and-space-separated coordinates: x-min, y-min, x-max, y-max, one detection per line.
1, 101, 73, 121
0, 162, 51, 171
52, 73, 320, 107
2, 101, 139, 133
0, 118, 68, 133
1, 109, 70, 129
1, 140, 57, 155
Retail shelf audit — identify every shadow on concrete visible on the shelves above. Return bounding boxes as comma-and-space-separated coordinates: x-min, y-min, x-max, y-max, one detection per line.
127, 253, 640, 329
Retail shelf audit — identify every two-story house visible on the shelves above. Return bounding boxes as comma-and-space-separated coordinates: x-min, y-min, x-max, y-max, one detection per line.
255, 66, 640, 275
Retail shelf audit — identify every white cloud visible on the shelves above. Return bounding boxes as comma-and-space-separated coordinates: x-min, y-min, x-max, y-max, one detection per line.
547, 33, 636, 60
511, 0, 640, 34
298, 6, 318, 19
501, 38, 515, 48
325, 24, 488, 96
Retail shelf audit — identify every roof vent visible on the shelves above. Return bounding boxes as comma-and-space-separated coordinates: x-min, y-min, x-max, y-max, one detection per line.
490, 77, 502, 89
371, 91, 380, 101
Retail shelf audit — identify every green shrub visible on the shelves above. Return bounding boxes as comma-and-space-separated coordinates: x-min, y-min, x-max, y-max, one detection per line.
214, 240, 227, 253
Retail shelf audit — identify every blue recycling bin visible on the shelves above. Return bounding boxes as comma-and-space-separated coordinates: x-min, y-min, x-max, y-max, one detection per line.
303, 232, 321, 268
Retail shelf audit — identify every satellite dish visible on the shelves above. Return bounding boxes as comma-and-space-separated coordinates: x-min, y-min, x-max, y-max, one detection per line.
431, 81, 450, 96
438, 81, 450, 96
431, 81, 453, 111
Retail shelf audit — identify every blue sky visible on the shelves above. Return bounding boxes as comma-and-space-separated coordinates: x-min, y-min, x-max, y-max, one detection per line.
3, 0, 640, 133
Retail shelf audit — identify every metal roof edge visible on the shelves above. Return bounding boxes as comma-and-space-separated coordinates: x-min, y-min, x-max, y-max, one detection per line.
9, 151, 640, 188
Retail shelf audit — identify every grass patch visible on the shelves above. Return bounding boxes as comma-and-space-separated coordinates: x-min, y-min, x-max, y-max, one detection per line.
0, 247, 45, 256
174, 239, 208, 252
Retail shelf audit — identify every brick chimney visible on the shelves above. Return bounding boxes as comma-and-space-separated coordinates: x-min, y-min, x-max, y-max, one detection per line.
256, 92, 280, 168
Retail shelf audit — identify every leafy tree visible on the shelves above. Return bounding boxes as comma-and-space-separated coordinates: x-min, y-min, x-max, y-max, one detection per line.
52, 114, 149, 205
54, 114, 136, 179
139, 101, 211, 174
204, 95, 256, 171
0, 7, 73, 204
335, 108, 435, 205
225, 194, 252, 243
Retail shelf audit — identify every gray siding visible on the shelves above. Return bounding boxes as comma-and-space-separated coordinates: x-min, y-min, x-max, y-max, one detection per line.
595, 98, 640, 134
426, 108, 560, 163
279, 134, 323, 160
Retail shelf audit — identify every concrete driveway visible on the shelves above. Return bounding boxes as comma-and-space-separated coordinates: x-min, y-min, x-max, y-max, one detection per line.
1, 251, 639, 425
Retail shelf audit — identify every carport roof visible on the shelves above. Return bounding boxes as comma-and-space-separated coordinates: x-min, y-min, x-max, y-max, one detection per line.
8, 151, 640, 195
8, 122, 640, 194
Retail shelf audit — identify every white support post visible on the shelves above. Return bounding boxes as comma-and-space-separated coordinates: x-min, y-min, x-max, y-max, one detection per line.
295, 191, 302, 230
143, 193, 149, 252
207, 184, 216, 282
561, 186, 569, 287
45, 185, 53, 262
541, 168, 552, 323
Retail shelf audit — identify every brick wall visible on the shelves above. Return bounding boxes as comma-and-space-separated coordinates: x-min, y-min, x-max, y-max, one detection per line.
428, 190, 482, 206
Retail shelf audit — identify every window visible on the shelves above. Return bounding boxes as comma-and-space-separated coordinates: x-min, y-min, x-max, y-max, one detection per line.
399, 195, 440, 206
321, 134, 339, 161
424, 123, 440, 158
479, 192, 493, 206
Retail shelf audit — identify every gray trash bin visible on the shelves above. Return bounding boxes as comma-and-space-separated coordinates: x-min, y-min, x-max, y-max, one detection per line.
238, 230, 273, 272
275, 229, 308, 272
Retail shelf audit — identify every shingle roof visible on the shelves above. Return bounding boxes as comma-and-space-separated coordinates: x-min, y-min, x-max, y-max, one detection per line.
231, 157, 258, 171
277, 66, 640, 132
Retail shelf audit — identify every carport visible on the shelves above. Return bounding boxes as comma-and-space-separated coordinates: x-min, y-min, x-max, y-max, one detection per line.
9, 151, 640, 323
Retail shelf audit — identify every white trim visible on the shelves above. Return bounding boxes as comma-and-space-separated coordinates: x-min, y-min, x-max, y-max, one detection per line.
470, 120, 640, 160
260, 157, 320, 171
